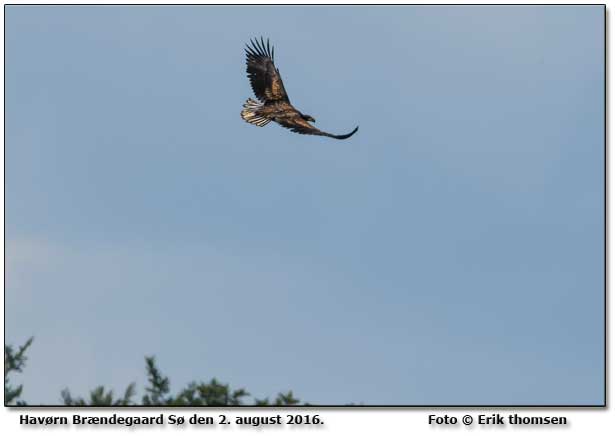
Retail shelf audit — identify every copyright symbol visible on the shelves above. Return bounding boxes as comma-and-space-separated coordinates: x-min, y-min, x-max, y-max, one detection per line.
462, 415, 473, 425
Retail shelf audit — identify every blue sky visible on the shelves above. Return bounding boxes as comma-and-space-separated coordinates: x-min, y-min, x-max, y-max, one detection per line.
5, 5, 604, 405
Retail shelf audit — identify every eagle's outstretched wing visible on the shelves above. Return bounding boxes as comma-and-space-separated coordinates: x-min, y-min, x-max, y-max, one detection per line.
276, 113, 359, 140
245, 38, 289, 103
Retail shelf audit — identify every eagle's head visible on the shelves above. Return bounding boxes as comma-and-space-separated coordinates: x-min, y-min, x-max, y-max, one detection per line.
302, 114, 316, 123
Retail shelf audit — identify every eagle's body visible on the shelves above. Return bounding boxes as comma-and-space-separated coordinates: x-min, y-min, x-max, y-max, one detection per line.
241, 38, 358, 140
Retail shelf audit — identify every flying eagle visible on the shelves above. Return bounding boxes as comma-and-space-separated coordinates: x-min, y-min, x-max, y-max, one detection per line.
241, 37, 359, 140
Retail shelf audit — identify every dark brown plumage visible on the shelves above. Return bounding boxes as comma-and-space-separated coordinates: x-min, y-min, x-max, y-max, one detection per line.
241, 37, 359, 140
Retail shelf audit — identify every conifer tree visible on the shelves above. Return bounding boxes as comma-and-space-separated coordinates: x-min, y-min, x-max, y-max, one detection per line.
5, 339, 303, 406
4, 337, 34, 405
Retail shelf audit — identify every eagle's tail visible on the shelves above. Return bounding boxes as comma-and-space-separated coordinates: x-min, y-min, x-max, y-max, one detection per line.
241, 99, 271, 127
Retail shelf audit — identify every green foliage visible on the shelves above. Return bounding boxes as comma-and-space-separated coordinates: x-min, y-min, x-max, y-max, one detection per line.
172, 379, 249, 406
255, 391, 301, 406
4, 337, 34, 405
4, 340, 304, 406
61, 384, 136, 406
139, 356, 302, 406
274, 391, 301, 406
142, 356, 171, 405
